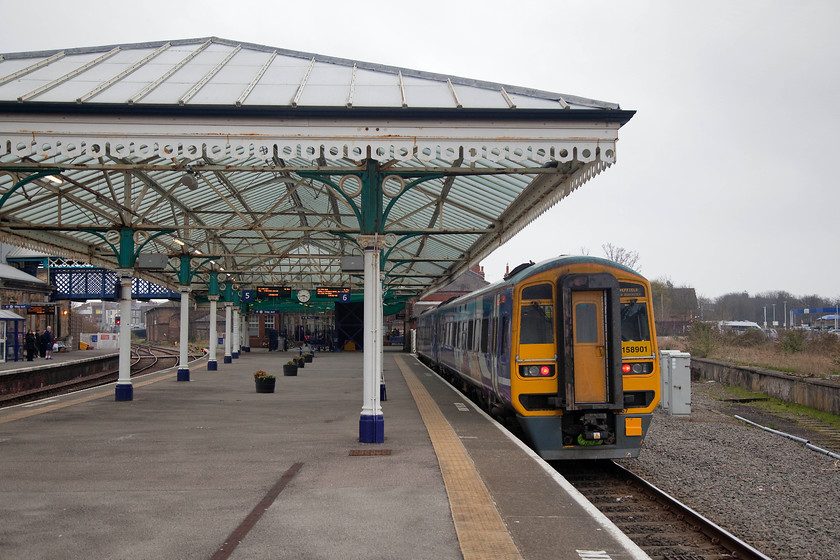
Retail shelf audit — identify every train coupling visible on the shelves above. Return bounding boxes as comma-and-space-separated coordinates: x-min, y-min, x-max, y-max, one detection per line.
581, 413, 610, 442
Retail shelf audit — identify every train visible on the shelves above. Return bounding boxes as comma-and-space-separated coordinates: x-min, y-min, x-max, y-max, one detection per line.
416, 255, 660, 460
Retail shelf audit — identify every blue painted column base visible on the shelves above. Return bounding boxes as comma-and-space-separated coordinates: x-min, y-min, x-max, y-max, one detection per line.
243, 346, 250, 352
359, 414, 384, 443
177, 368, 190, 382
380, 383, 387, 402
115, 383, 133, 401
232, 351, 239, 359
224, 355, 232, 364
207, 360, 218, 371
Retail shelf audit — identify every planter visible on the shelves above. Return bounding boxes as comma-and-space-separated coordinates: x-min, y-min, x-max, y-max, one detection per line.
255, 377, 276, 393
283, 364, 298, 377
303, 354, 313, 363
295, 358, 305, 369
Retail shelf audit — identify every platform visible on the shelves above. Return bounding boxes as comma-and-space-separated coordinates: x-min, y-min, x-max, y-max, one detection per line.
0, 348, 649, 559
0, 347, 118, 373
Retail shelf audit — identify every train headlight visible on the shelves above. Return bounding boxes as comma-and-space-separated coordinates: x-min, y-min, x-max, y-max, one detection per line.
621, 362, 652, 375
519, 364, 554, 377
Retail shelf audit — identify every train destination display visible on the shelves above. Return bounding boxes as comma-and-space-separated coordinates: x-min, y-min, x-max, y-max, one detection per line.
27, 304, 56, 315
257, 286, 291, 299
316, 286, 349, 299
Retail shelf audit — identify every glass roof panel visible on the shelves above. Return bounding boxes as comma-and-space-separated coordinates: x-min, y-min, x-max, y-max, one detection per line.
0, 37, 630, 296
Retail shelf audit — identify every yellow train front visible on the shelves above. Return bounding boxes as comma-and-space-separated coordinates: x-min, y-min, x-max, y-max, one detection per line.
416, 256, 660, 460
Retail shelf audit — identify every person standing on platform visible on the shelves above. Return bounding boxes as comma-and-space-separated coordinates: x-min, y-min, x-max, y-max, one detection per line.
25, 330, 37, 361
42, 326, 55, 360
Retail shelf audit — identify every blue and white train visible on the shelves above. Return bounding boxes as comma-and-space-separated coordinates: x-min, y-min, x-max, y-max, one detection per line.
417, 256, 660, 460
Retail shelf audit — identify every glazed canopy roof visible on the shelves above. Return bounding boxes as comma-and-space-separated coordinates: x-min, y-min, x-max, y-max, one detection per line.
0, 37, 633, 301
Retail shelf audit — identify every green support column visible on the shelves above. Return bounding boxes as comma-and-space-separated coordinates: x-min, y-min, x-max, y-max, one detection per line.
222, 282, 234, 364
300, 160, 443, 444
207, 272, 221, 370
232, 289, 242, 358
176, 255, 193, 381
173, 254, 220, 380
78, 227, 174, 400
240, 299, 251, 352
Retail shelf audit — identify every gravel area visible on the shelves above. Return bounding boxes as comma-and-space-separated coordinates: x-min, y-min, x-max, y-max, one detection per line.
618, 380, 840, 560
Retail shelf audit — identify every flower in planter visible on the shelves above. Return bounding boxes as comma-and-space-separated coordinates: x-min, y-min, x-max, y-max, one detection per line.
254, 370, 275, 380
286, 360, 298, 366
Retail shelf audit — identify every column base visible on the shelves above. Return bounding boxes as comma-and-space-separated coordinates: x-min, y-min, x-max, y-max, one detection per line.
207, 360, 218, 371
232, 351, 239, 359
177, 368, 190, 382
380, 383, 387, 402
359, 414, 384, 444
224, 355, 232, 364
243, 346, 250, 352
115, 383, 133, 401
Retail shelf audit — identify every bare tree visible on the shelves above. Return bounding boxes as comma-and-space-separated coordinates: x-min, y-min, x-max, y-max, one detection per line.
602, 243, 641, 271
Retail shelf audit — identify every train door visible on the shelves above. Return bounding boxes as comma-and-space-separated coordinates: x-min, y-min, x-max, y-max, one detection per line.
558, 273, 623, 410
491, 291, 513, 400
489, 294, 500, 396
571, 291, 607, 403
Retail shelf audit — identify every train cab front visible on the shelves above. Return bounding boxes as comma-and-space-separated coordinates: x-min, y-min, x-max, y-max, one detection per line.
512, 267, 660, 460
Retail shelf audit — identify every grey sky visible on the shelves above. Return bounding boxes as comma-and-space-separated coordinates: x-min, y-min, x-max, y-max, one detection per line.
1, 0, 837, 299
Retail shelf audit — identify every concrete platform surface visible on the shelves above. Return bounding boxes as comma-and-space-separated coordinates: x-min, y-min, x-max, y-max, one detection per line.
0, 348, 649, 560
0, 348, 118, 374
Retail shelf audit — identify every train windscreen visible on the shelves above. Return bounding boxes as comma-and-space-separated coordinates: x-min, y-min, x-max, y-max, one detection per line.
620, 302, 651, 342
520, 302, 554, 344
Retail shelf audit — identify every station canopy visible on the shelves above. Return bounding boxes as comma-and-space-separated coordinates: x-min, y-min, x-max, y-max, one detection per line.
0, 37, 633, 303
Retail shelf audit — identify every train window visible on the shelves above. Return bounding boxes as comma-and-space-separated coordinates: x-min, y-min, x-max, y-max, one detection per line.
520, 302, 554, 344
500, 316, 510, 356
575, 303, 598, 343
467, 320, 474, 349
521, 283, 552, 300
621, 301, 651, 341
480, 318, 489, 353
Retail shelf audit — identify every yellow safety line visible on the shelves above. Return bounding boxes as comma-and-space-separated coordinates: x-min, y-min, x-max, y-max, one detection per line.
394, 355, 522, 560
0, 364, 203, 425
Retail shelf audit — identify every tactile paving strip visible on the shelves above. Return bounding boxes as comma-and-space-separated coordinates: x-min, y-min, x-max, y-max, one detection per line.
395, 355, 522, 560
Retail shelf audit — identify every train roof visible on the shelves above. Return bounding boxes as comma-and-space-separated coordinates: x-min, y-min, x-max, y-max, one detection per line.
433, 255, 644, 309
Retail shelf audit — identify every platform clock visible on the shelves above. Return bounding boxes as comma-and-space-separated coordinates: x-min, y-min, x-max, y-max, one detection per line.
296, 290, 311, 303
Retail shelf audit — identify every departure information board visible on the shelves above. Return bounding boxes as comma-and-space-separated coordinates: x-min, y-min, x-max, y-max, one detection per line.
316, 286, 348, 299
27, 304, 56, 315
257, 286, 291, 299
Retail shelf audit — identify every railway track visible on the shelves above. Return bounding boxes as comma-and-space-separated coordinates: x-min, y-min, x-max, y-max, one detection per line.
131, 343, 182, 375
434, 367, 776, 558
0, 345, 192, 407
553, 459, 772, 560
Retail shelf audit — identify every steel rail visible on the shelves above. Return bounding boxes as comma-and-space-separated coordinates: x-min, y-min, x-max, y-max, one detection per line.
0, 345, 187, 408
608, 461, 774, 560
